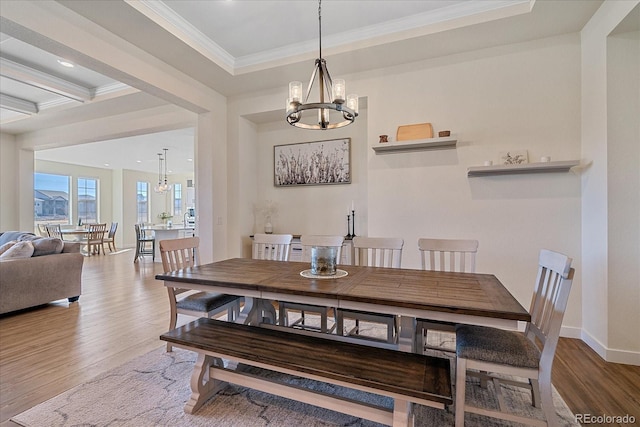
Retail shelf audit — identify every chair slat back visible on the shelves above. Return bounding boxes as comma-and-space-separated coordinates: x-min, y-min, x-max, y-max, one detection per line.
107, 222, 118, 238
87, 223, 107, 240
418, 238, 479, 273
45, 224, 62, 239
253, 233, 293, 261
300, 235, 344, 263
135, 224, 153, 241
352, 236, 403, 268
525, 249, 573, 362
37, 224, 49, 237
160, 237, 200, 273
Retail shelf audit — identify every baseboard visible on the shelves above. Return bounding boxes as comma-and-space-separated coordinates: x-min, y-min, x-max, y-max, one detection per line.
560, 325, 582, 339
581, 329, 640, 366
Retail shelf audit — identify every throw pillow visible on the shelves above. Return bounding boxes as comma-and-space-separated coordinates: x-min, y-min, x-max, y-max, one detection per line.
0, 241, 34, 260
31, 237, 64, 257
0, 241, 17, 256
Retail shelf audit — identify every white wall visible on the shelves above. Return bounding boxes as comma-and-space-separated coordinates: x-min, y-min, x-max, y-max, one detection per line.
235, 33, 583, 334
0, 133, 19, 231
607, 30, 639, 355
367, 34, 583, 330
581, 0, 639, 364
255, 110, 368, 237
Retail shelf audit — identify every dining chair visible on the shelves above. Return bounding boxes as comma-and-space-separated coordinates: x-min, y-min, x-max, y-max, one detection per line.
45, 224, 63, 239
85, 223, 107, 255
278, 235, 344, 333
454, 249, 574, 427
134, 223, 155, 262
336, 236, 404, 343
415, 238, 479, 354
37, 224, 49, 237
103, 222, 118, 252
159, 237, 242, 352
252, 233, 293, 323
252, 233, 293, 261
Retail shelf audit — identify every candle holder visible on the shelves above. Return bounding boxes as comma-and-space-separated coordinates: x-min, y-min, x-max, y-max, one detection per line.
351, 210, 356, 238
345, 215, 352, 240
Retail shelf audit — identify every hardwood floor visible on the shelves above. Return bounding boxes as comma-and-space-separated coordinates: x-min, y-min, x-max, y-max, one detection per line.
1, 249, 638, 426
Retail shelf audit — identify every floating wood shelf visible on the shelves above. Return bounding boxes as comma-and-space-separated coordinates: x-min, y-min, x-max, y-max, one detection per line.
372, 137, 457, 154
467, 160, 581, 177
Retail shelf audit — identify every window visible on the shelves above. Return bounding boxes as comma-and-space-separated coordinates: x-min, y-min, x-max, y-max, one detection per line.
136, 181, 149, 224
77, 177, 98, 224
173, 183, 183, 218
34, 173, 70, 226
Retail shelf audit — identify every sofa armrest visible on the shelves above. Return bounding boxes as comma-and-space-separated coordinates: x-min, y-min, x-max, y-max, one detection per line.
62, 242, 82, 253
0, 252, 84, 314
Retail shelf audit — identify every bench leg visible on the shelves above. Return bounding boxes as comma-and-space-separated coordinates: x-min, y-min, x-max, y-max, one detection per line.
184, 353, 227, 414
392, 399, 415, 427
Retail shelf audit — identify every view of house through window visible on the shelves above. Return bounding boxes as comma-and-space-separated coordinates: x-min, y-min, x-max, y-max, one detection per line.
173, 183, 183, 219
34, 173, 70, 227
136, 181, 149, 224
77, 177, 98, 224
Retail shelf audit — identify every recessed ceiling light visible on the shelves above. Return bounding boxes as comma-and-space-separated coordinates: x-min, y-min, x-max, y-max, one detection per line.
136, 160, 142, 163
57, 59, 75, 68
187, 158, 193, 162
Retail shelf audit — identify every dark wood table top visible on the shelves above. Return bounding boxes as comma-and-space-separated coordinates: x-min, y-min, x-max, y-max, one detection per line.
156, 258, 530, 322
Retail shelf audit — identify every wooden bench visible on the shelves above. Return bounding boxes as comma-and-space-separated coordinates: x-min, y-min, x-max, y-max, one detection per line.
161, 318, 452, 427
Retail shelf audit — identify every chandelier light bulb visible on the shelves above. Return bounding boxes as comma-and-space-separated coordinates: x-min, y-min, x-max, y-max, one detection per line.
346, 94, 359, 114
332, 79, 345, 104
289, 82, 303, 104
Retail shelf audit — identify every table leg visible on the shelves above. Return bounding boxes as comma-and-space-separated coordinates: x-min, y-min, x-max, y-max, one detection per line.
235, 297, 256, 324
235, 297, 276, 325
398, 316, 416, 353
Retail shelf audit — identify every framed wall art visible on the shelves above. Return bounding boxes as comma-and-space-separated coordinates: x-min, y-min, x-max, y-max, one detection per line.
499, 149, 529, 165
274, 138, 351, 187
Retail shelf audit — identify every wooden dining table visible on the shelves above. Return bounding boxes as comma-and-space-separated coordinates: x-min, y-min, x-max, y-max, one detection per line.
156, 257, 530, 352
59, 228, 89, 241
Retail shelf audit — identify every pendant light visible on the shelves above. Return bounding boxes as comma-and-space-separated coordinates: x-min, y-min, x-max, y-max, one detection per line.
153, 148, 172, 194
285, 0, 358, 130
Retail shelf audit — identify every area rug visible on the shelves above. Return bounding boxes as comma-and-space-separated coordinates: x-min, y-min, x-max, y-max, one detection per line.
12, 321, 579, 427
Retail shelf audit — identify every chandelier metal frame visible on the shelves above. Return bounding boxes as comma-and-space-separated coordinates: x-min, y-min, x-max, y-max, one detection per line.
286, 0, 358, 130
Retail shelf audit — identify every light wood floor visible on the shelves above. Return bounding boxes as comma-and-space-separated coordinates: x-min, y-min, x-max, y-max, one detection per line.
1, 250, 639, 426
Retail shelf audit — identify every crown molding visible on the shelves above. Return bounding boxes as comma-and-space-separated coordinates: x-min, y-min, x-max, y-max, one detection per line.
126, 0, 532, 73
0, 57, 93, 102
235, 0, 533, 69
124, 0, 236, 75
0, 93, 38, 114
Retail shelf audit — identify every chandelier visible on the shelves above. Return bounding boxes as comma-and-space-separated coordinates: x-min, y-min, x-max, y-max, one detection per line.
153, 148, 172, 194
286, 0, 358, 130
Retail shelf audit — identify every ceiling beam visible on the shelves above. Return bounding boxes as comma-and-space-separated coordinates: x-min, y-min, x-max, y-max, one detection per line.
0, 93, 38, 114
0, 56, 93, 102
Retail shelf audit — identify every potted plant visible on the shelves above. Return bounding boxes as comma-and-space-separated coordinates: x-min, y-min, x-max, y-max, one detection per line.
158, 212, 173, 226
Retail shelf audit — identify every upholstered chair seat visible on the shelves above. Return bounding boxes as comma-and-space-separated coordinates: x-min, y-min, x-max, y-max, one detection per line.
176, 292, 239, 313
456, 325, 540, 369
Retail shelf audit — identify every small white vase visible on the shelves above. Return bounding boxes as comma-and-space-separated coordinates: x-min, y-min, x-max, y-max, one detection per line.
264, 217, 273, 234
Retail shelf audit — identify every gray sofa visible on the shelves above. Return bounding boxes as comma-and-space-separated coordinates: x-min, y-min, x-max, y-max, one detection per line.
0, 231, 84, 315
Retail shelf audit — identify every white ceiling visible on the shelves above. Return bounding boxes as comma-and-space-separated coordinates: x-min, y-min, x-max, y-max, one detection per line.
35, 128, 195, 175
1, 0, 611, 173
